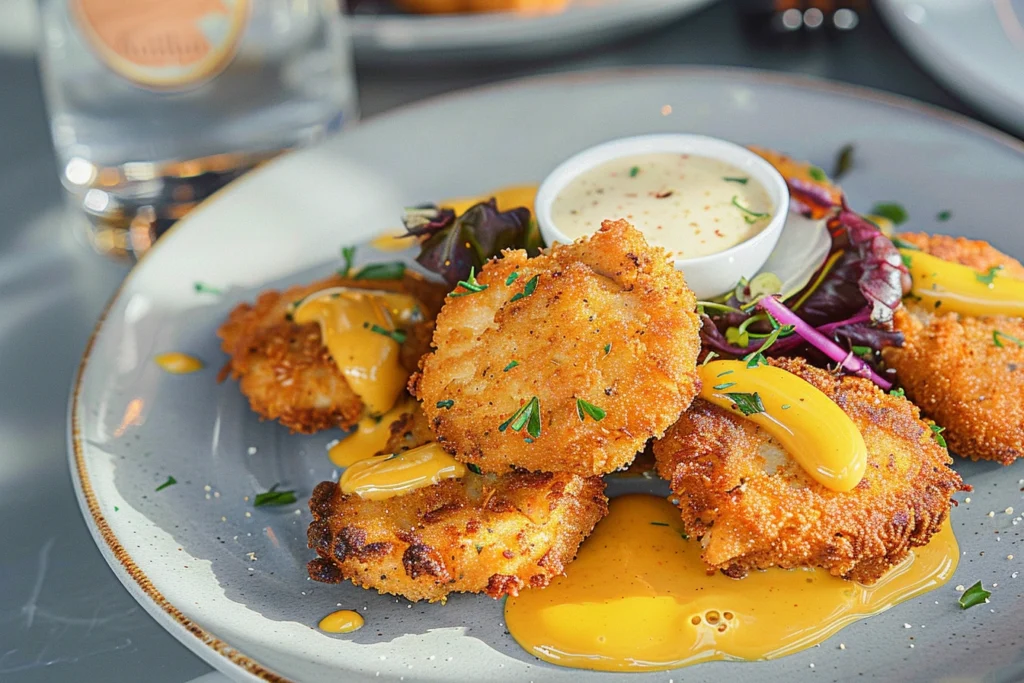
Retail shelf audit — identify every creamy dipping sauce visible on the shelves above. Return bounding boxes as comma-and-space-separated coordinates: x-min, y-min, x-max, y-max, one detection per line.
550, 153, 775, 258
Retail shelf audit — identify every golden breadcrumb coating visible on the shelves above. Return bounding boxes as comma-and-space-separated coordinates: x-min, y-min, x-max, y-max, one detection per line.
217, 273, 445, 434
412, 220, 702, 476
307, 405, 608, 602
883, 232, 1024, 464
653, 357, 967, 584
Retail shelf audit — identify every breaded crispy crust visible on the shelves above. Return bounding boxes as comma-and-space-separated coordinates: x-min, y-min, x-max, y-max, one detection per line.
883, 232, 1024, 464
653, 357, 967, 584
217, 273, 445, 433
413, 220, 702, 476
306, 467, 608, 602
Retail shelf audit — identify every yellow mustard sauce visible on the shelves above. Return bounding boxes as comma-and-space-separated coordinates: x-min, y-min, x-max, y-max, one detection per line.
154, 352, 204, 374
339, 442, 466, 501
292, 287, 421, 416
370, 230, 412, 252
442, 184, 537, 216
698, 360, 867, 492
505, 494, 959, 673
328, 399, 414, 467
902, 248, 1024, 317
318, 610, 364, 634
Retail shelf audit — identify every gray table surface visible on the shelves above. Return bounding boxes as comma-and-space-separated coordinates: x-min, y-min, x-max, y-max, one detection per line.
0, 3, 1012, 682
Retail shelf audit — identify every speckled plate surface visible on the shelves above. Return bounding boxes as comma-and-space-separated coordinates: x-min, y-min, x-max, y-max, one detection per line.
70, 68, 1024, 683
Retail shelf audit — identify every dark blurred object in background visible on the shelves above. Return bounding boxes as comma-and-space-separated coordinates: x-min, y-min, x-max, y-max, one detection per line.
37, 0, 358, 259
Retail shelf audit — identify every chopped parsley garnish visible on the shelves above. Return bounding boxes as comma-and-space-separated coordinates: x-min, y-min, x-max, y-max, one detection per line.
958, 581, 991, 610
725, 392, 766, 417
436, 399, 454, 409
340, 245, 356, 277
193, 282, 222, 295
450, 266, 489, 297
713, 382, 737, 391
851, 345, 873, 357
891, 237, 921, 251
363, 322, 406, 344
832, 143, 854, 179
629, 166, 640, 177
576, 398, 607, 423
467, 463, 482, 475
930, 424, 947, 448
742, 322, 794, 368
937, 210, 952, 222
869, 202, 908, 225
890, 387, 906, 398
731, 196, 770, 223
499, 397, 541, 439
975, 266, 1002, 287
781, 404, 792, 410
723, 176, 749, 184
254, 484, 297, 507
155, 476, 177, 492
649, 521, 670, 527
808, 166, 827, 182
503, 361, 519, 372
994, 330, 1024, 348
604, 343, 612, 355
353, 261, 405, 280
701, 351, 719, 366
716, 370, 734, 377
505, 271, 520, 286
509, 274, 539, 303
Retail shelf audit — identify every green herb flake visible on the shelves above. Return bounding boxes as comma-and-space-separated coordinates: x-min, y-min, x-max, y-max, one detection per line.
713, 382, 737, 391
114, 506, 119, 511
725, 392, 766, 417
629, 166, 640, 178
576, 398, 607, 423
808, 166, 827, 182
254, 484, 297, 507
870, 202, 909, 226
958, 581, 991, 610
781, 404, 792, 410
155, 476, 177, 492
994, 330, 1024, 348
505, 271, 520, 286
509, 274, 539, 303
976, 266, 1003, 287
833, 143, 855, 179
340, 245, 356, 277
723, 176, 749, 184
499, 397, 541, 439
363, 322, 406, 344
716, 370, 734, 377
741, 322, 794, 368
930, 424, 947, 449
467, 463, 482, 475
731, 196, 770, 221
475, 544, 484, 554
891, 237, 921, 252
604, 343, 612, 355
503, 360, 520, 372
937, 210, 952, 222
436, 399, 455, 409
649, 521, 670, 527
353, 261, 406, 281
890, 387, 906, 398
193, 282, 223, 295
450, 266, 490, 297
701, 351, 719, 366
851, 345, 873, 357
901, 252, 913, 268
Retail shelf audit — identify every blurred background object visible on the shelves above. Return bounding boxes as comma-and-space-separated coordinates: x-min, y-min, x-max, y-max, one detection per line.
37, 0, 357, 258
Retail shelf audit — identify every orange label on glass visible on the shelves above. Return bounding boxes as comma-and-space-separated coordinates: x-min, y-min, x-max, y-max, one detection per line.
72, 0, 249, 90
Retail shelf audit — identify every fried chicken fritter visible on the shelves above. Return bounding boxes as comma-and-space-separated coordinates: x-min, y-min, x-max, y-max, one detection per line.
412, 220, 702, 476
653, 357, 967, 584
883, 233, 1024, 464
307, 403, 608, 602
218, 273, 445, 434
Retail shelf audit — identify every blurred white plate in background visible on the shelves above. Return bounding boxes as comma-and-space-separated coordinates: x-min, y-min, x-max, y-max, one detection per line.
877, 0, 1024, 136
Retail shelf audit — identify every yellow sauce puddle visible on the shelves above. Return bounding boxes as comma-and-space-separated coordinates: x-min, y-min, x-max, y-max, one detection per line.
902, 248, 1024, 317
370, 231, 412, 252
505, 494, 958, 673
328, 399, 413, 467
154, 352, 204, 374
340, 442, 466, 501
319, 610, 364, 634
293, 288, 421, 416
441, 184, 537, 216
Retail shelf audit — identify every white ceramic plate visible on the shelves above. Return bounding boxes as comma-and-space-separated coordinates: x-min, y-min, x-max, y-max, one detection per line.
71, 68, 1024, 683
877, 0, 1024, 137
348, 0, 717, 63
